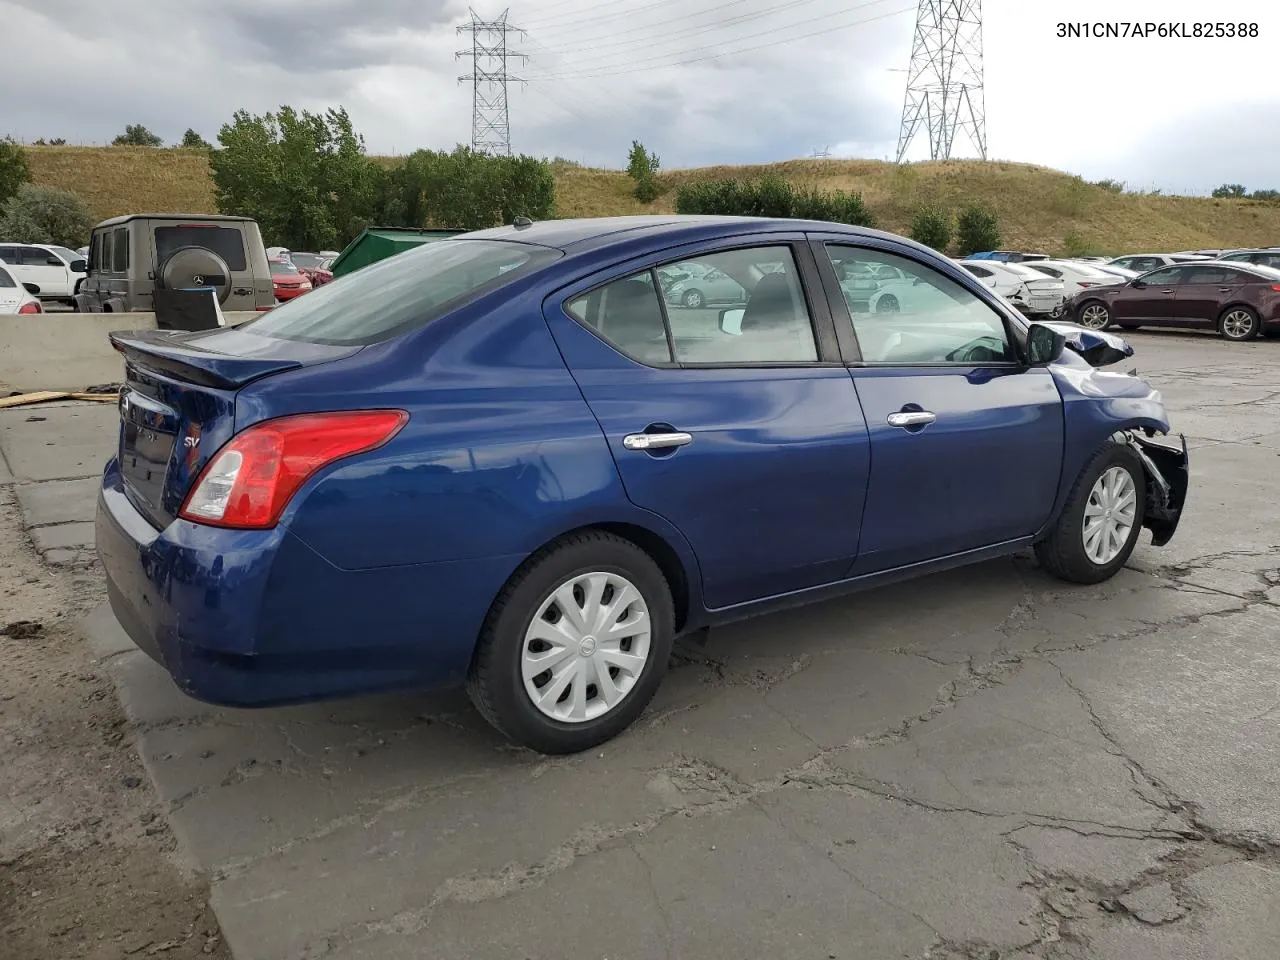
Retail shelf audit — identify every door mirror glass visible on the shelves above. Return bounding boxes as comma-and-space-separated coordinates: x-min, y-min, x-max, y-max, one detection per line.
718, 307, 745, 335
70, 259, 87, 273
1026, 322, 1066, 366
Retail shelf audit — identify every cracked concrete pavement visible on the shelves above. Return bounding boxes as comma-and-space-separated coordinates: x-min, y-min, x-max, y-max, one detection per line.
4, 329, 1280, 959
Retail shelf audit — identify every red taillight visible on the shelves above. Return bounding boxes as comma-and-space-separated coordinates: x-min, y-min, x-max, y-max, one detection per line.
1271, 283, 1280, 293
18, 301, 42, 314
179, 410, 408, 529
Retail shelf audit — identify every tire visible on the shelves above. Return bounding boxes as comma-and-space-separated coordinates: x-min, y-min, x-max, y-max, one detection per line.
1219, 305, 1259, 342
466, 530, 675, 754
875, 294, 900, 313
1077, 300, 1111, 330
681, 288, 704, 309
1034, 442, 1146, 585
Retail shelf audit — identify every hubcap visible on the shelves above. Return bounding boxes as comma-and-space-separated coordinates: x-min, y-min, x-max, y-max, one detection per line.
1080, 304, 1108, 329
522, 571, 652, 723
1082, 466, 1137, 566
686, 292, 702, 307
1223, 310, 1253, 339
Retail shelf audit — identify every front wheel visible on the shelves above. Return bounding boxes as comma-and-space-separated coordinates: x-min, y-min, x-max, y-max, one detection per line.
1219, 306, 1259, 342
681, 289, 704, 309
1035, 442, 1146, 584
466, 531, 675, 754
1077, 301, 1111, 330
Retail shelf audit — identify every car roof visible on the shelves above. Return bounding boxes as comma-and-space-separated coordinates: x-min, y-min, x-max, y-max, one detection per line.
92, 213, 258, 228
1192, 259, 1280, 278
458, 215, 898, 253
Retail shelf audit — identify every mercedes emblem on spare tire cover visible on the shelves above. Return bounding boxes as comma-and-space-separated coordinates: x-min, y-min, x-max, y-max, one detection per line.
158, 246, 233, 304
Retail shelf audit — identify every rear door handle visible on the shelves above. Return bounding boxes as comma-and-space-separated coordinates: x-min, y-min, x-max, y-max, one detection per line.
887, 411, 936, 428
623, 432, 693, 451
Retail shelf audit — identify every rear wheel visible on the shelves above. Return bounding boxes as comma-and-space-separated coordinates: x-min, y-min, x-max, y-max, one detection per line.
681, 288, 705, 308
1219, 306, 1259, 341
466, 531, 674, 754
1035, 442, 1145, 585
1078, 301, 1111, 330
875, 294, 900, 313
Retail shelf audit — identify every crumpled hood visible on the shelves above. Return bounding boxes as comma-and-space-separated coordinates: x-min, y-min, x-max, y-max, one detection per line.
1040, 321, 1134, 368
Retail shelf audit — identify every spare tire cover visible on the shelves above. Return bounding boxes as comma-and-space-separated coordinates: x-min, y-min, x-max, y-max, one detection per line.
158, 246, 232, 303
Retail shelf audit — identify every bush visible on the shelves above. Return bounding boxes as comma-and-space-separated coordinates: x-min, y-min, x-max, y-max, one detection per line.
1062, 231, 1098, 258
1211, 183, 1247, 199
675, 176, 875, 227
113, 124, 163, 147
180, 128, 212, 149
387, 146, 556, 231
909, 204, 953, 251
1092, 178, 1124, 193
0, 137, 32, 208
1250, 188, 1280, 202
955, 204, 1000, 256
0, 183, 95, 247
626, 140, 661, 204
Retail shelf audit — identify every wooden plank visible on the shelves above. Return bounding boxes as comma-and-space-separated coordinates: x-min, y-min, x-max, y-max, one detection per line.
0, 391, 71, 409
69, 392, 120, 403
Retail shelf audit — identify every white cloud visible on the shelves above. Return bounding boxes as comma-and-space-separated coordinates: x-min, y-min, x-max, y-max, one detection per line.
0, 0, 1275, 191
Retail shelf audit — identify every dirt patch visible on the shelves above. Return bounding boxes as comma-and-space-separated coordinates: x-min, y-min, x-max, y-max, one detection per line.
0, 485, 230, 960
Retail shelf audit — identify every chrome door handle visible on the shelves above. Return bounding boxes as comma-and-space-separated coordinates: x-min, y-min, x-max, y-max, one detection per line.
623, 432, 693, 451
887, 411, 936, 428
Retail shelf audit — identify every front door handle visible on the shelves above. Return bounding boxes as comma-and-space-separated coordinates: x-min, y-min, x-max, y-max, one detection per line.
887, 411, 936, 428
623, 432, 693, 451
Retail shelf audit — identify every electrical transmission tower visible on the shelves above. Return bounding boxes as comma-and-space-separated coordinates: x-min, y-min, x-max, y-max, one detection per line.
456, 8, 526, 156
895, 0, 987, 163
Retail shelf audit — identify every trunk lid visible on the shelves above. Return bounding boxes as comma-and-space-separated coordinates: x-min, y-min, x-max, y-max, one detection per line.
110, 326, 361, 528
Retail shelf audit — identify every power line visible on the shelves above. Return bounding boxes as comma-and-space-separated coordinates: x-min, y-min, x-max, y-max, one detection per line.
895, 0, 986, 161
520, 0, 711, 31
456, 7, 527, 156
529, 3, 915, 81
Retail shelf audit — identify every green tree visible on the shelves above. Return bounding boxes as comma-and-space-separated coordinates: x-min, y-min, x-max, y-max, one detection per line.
955, 204, 1001, 256
210, 105, 380, 249
180, 128, 212, 149
0, 137, 33, 208
379, 146, 555, 231
0, 184, 95, 247
1249, 188, 1280, 202
1211, 183, 1247, 198
626, 140, 661, 203
909, 204, 953, 251
113, 124, 164, 147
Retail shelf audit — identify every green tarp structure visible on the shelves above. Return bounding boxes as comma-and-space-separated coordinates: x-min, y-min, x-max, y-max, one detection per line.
328, 227, 465, 278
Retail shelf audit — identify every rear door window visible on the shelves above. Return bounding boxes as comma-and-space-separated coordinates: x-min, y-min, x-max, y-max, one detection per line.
112, 228, 129, 272
244, 239, 561, 345
155, 225, 248, 271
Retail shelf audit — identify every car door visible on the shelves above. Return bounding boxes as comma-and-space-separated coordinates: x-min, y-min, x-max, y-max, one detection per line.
1174, 265, 1242, 325
1113, 265, 1185, 324
18, 246, 69, 297
543, 237, 870, 610
815, 238, 1064, 574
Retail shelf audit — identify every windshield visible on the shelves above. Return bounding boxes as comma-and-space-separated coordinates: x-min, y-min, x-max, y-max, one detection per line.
242, 239, 562, 346
289, 253, 324, 270
269, 261, 299, 277
48, 246, 80, 263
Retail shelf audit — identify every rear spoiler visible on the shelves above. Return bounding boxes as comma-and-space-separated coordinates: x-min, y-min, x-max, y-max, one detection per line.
109, 330, 304, 389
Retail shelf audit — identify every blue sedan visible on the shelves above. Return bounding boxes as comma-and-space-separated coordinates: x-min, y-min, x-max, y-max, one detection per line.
96, 216, 1189, 754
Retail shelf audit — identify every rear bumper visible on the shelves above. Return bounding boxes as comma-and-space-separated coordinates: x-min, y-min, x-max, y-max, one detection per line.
95, 458, 518, 707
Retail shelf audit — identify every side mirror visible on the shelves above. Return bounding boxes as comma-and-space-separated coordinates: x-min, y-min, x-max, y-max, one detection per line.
46, 257, 64, 267
1130, 279, 1145, 288
70, 259, 87, 273
22, 282, 40, 295
1026, 322, 1066, 366
719, 307, 745, 335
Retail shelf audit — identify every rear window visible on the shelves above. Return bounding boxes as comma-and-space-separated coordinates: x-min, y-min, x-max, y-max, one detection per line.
242, 239, 562, 346
155, 225, 247, 271
0, 266, 15, 287
269, 261, 298, 276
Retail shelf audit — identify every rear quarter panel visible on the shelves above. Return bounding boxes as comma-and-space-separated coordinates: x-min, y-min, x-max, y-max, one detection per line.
232, 284, 703, 592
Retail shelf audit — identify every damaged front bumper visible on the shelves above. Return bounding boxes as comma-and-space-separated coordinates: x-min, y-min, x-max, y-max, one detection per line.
1119, 431, 1189, 547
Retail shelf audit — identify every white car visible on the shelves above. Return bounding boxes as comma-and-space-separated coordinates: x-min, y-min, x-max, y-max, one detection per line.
1076, 261, 1138, 281
955, 259, 1066, 317
0, 242, 88, 305
1106, 252, 1208, 273
0, 260, 44, 315
1022, 259, 1127, 310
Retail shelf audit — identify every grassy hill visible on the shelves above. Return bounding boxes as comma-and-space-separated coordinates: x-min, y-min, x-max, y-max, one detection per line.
26, 146, 1280, 256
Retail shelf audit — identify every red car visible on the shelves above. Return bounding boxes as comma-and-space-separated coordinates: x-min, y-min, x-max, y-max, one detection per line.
269, 258, 313, 301
288, 251, 334, 287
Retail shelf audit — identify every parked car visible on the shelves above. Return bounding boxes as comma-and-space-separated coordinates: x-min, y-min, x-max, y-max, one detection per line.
0, 242, 88, 306
268, 258, 313, 301
1068, 260, 1280, 340
96, 216, 1189, 754
1106, 253, 1209, 273
964, 250, 1049, 263
1024, 259, 1127, 311
1218, 248, 1280, 269
1076, 262, 1139, 281
0, 260, 44, 314
287, 252, 334, 287
76, 214, 275, 313
956, 259, 1066, 316
659, 261, 748, 308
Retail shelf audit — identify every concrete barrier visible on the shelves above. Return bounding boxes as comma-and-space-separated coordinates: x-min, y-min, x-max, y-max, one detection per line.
0, 312, 259, 393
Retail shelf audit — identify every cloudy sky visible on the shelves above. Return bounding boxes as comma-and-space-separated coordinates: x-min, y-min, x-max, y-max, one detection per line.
2, 0, 1275, 194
